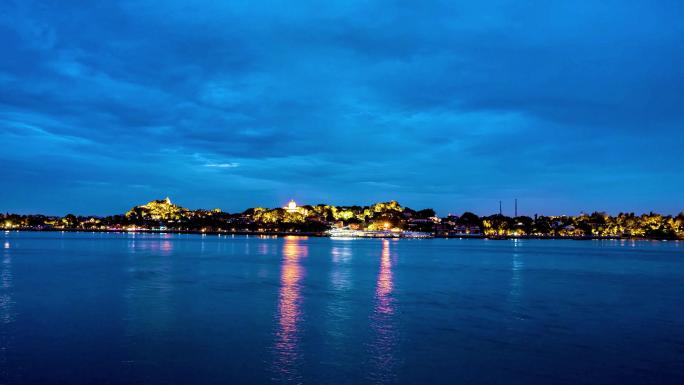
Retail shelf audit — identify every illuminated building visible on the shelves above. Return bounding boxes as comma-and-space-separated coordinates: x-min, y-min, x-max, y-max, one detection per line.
284, 199, 298, 213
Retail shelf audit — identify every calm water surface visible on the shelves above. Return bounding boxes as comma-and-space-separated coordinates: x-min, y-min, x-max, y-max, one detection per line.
1, 232, 683, 384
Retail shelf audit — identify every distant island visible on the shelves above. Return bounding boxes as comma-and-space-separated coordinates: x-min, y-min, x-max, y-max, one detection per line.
2, 198, 683, 240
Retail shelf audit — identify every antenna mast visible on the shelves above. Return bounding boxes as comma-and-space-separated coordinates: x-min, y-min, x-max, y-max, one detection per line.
515, 198, 518, 217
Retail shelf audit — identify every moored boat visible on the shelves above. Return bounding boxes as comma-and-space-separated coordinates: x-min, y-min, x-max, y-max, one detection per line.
327, 227, 433, 238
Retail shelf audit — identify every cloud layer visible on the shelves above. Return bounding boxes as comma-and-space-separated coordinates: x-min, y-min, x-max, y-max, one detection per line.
1, 0, 683, 215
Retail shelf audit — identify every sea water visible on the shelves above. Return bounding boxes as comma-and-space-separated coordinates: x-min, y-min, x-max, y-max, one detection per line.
1, 232, 682, 384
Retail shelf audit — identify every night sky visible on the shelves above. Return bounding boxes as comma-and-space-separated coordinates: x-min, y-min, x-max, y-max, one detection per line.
1, 1, 683, 216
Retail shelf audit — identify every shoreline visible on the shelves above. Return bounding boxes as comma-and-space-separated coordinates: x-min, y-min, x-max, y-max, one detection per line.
3, 228, 678, 241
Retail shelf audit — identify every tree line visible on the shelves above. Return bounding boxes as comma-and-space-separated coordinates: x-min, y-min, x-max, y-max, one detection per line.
2, 198, 682, 239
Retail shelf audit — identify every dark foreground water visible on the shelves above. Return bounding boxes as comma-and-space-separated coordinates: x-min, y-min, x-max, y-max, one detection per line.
0, 232, 683, 385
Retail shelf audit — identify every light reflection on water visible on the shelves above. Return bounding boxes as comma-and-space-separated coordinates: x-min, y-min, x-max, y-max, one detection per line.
368, 239, 398, 384
124, 234, 175, 346
325, 242, 354, 360
272, 236, 308, 384
1, 245, 14, 324
126, 233, 175, 257
2, 233, 684, 384
258, 242, 271, 256
0, 241, 15, 377
510, 239, 524, 308
330, 244, 353, 292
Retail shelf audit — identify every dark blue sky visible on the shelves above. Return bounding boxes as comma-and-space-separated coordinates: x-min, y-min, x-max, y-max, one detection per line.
1, 1, 683, 216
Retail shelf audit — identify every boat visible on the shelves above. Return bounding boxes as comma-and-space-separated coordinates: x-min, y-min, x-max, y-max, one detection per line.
401, 231, 433, 238
486, 235, 510, 240
327, 227, 433, 239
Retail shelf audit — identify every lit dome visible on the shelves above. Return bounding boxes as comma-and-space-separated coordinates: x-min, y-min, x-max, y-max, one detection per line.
285, 199, 298, 212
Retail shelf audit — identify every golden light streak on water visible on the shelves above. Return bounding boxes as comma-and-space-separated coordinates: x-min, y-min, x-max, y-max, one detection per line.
368, 239, 398, 384
272, 236, 308, 384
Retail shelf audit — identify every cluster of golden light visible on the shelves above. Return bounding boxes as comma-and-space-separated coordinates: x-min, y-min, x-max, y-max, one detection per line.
125, 197, 189, 221
479, 211, 684, 238
284, 199, 298, 213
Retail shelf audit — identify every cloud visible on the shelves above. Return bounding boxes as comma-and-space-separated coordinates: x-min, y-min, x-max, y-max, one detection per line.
204, 163, 240, 168
0, 0, 682, 215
